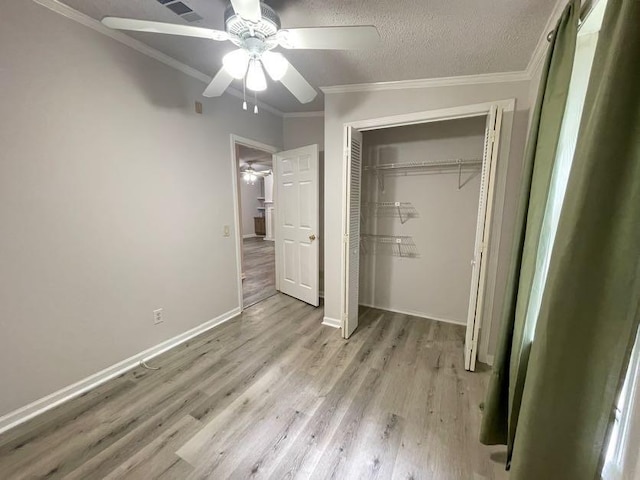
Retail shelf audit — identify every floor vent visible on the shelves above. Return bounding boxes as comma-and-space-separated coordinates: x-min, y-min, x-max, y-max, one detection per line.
155, 0, 203, 23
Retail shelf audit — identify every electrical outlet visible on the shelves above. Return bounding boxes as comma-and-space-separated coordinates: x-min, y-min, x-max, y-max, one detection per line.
223, 225, 230, 237
153, 308, 163, 325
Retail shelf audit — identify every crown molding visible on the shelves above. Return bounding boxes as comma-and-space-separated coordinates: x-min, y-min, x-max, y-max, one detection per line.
320, 70, 531, 95
320, 0, 568, 97
32, 0, 284, 117
33, 0, 211, 83
525, 0, 567, 78
282, 111, 324, 119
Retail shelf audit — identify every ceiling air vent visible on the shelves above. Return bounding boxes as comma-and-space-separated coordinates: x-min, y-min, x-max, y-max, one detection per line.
166, 2, 192, 15
155, 0, 203, 23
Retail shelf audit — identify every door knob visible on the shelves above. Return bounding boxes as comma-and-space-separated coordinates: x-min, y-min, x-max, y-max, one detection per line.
309, 234, 317, 241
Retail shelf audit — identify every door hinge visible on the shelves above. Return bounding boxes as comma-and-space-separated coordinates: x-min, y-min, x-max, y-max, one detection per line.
343, 234, 349, 243
489, 130, 496, 143
344, 148, 350, 159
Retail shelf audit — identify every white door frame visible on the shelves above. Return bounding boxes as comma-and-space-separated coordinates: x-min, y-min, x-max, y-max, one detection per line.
229, 134, 279, 312
341, 98, 516, 365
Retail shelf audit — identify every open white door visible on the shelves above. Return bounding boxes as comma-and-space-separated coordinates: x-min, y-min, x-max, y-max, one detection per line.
465, 105, 503, 371
342, 126, 363, 339
274, 144, 320, 306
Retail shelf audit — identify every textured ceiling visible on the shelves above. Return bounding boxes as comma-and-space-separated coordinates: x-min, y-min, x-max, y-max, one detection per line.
60, 0, 557, 113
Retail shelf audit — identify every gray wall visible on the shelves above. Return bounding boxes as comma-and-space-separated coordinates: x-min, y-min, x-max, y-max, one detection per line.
360, 118, 486, 324
324, 82, 531, 360
0, 0, 283, 417
283, 116, 325, 151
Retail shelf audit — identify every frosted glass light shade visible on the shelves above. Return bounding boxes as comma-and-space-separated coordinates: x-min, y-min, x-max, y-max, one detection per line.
246, 59, 267, 92
223, 49, 250, 79
262, 51, 288, 81
243, 170, 257, 184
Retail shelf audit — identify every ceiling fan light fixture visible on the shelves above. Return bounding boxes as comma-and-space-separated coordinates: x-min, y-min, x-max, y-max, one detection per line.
261, 51, 288, 81
243, 168, 258, 184
101, 0, 379, 107
246, 59, 267, 92
222, 49, 250, 79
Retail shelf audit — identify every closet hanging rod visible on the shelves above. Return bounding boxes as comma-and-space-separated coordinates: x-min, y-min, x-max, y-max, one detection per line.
364, 158, 482, 172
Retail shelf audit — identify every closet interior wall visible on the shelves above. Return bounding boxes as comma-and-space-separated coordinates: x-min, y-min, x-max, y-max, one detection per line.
359, 116, 487, 325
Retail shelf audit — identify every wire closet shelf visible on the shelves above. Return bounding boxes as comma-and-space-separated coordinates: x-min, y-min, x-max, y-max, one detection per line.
361, 201, 419, 224
360, 234, 419, 258
364, 158, 482, 190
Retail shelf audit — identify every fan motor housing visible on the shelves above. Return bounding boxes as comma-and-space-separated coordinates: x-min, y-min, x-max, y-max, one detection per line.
225, 3, 281, 39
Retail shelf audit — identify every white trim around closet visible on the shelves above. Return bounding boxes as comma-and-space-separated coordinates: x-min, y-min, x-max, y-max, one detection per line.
322, 316, 342, 328
342, 99, 516, 368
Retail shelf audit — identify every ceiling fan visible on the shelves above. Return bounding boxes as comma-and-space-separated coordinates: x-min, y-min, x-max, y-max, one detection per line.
102, 0, 380, 108
241, 161, 270, 184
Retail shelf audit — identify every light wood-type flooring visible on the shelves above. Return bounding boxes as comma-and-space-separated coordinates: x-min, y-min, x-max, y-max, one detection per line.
0, 294, 508, 479
242, 237, 276, 308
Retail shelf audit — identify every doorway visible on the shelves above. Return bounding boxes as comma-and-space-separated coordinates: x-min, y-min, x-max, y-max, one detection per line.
231, 136, 278, 309
231, 136, 321, 311
341, 100, 514, 371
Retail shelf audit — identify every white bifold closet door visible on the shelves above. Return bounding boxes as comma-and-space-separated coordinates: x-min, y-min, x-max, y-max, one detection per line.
342, 126, 363, 339
465, 105, 503, 371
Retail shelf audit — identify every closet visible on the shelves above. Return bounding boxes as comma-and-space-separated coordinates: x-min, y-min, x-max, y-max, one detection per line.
342, 104, 504, 371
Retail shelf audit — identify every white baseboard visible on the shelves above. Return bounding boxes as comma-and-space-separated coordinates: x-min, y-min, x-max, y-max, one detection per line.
478, 353, 495, 366
358, 303, 466, 327
322, 316, 341, 328
0, 306, 241, 435
243, 234, 257, 239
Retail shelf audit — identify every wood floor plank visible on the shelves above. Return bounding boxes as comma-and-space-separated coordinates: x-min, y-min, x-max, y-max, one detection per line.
308, 367, 385, 480
177, 313, 324, 465
101, 416, 201, 480
62, 391, 207, 479
242, 237, 276, 307
0, 296, 507, 480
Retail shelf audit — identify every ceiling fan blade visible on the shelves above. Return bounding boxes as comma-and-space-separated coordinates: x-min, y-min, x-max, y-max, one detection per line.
279, 59, 317, 104
102, 17, 229, 41
203, 68, 234, 97
277, 26, 379, 50
230, 0, 262, 23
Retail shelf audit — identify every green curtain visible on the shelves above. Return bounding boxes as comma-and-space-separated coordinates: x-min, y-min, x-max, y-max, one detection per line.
509, 0, 640, 477
480, 0, 579, 457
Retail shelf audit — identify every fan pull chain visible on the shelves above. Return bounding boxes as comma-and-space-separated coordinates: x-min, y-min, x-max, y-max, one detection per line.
242, 76, 248, 111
